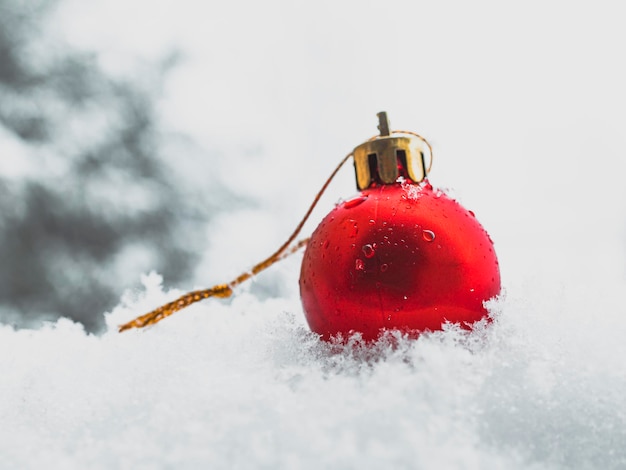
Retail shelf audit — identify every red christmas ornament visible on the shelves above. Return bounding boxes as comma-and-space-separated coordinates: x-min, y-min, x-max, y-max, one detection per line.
118, 112, 500, 340
300, 113, 500, 340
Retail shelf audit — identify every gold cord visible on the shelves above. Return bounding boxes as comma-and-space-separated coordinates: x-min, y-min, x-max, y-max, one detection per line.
118, 153, 352, 332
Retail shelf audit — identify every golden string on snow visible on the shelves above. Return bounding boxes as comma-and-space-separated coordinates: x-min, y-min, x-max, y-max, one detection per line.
118, 239, 310, 332
117, 150, 351, 332
118, 121, 434, 333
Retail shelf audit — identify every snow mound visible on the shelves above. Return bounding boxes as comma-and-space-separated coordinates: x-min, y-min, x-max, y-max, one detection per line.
2, 271, 625, 469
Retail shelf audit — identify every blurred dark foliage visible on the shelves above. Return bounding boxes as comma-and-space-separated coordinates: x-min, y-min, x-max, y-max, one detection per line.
0, 0, 224, 332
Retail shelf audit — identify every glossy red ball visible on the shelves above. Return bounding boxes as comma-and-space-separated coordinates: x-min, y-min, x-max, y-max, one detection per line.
299, 182, 501, 341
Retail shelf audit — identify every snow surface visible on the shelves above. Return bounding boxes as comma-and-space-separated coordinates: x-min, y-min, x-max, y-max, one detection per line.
2, 271, 625, 469
3, 0, 626, 468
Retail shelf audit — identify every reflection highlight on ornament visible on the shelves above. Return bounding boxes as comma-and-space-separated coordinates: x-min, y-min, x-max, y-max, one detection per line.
343, 195, 368, 209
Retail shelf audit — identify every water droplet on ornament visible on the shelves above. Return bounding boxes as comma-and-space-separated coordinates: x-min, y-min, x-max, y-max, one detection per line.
344, 195, 368, 209
380, 263, 389, 272
368, 219, 375, 225
362, 244, 375, 258
355, 259, 365, 271
469, 210, 475, 217
344, 219, 359, 238
323, 240, 329, 249
422, 230, 436, 242
403, 295, 408, 300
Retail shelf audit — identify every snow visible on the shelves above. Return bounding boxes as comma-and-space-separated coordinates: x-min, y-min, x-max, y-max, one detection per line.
3, 0, 626, 468
2, 271, 625, 469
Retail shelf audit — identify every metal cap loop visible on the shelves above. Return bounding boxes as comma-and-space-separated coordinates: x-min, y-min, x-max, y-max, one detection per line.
353, 112, 432, 190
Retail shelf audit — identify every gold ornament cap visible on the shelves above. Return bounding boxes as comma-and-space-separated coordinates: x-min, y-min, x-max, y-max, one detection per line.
353, 112, 431, 190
